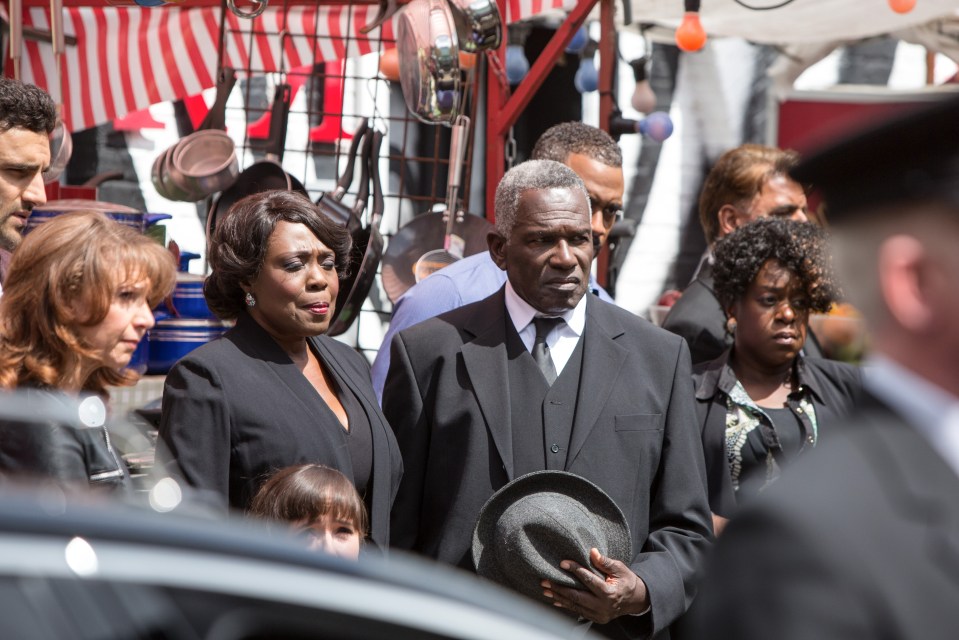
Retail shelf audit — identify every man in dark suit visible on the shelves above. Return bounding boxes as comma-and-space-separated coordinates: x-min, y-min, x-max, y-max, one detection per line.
384, 160, 712, 639
689, 93, 959, 639
663, 144, 814, 364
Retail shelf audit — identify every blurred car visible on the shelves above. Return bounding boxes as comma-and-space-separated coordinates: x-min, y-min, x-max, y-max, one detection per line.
0, 490, 602, 640
0, 391, 597, 640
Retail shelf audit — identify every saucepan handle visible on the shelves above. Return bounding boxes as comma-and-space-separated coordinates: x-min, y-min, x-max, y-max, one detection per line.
369, 129, 385, 229
332, 118, 370, 200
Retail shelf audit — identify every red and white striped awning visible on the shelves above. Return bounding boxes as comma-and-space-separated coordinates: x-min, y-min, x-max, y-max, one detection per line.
6, 0, 568, 133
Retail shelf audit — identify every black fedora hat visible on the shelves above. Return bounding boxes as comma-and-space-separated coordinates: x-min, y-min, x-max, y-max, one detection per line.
791, 89, 959, 223
472, 470, 631, 606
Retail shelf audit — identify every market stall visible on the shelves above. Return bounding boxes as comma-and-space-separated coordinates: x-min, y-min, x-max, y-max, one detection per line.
3, 0, 958, 359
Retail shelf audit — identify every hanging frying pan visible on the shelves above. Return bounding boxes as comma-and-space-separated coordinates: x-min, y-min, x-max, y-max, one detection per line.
316, 117, 369, 226
153, 68, 238, 202
327, 129, 385, 337
344, 127, 373, 237
206, 83, 306, 242
153, 67, 238, 202
396, 0, 461, 124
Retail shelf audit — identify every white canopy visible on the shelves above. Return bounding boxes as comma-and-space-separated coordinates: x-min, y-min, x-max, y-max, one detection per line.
627, 0, 959, 45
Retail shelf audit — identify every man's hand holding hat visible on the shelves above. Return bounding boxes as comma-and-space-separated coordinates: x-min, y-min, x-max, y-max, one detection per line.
541, 548, 650, 624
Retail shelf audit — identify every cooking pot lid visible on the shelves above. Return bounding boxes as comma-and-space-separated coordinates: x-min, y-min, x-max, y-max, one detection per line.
381, 210, 492, 303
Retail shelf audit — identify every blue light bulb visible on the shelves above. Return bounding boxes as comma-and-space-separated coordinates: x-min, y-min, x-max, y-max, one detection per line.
638, 112, 674, 142
565, 26, 588, 54
505, 44, 530, 85
573, 57, 598, 93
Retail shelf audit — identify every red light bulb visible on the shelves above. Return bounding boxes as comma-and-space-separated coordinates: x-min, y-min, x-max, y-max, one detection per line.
888, 0, 916, 13
676, 12, 707, 52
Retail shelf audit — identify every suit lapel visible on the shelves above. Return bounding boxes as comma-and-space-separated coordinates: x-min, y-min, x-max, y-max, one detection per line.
461, 291, 515, 479
230, 314, 349, 453
567, 299, 627, 466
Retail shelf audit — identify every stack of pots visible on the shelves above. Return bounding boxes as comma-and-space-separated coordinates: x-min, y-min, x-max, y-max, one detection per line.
151, 129, 239, 202
151, 68, 239, 203
147, 252, 233, 375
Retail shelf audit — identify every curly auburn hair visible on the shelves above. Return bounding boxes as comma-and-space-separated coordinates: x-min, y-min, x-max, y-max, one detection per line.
712, 217, 840, 314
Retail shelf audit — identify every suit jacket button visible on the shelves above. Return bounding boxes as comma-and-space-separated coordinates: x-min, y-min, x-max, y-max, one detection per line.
550, 444, 560, 453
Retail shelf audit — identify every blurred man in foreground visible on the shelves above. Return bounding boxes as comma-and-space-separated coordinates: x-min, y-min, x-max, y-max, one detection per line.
690, 92, 959, 639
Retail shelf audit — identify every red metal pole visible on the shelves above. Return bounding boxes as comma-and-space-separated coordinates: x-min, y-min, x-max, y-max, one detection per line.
485, 0, 599, 220
595, 0, 615, 285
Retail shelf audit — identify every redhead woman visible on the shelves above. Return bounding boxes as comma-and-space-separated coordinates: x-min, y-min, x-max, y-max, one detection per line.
0, 211, 176, 489
159, 190, 402, 549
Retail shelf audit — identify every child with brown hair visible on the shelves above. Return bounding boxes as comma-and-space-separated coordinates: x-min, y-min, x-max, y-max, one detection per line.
249, 464, 368, 560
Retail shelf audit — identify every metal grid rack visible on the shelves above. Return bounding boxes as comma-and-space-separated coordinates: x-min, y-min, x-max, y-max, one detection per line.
213, 0, 481, 357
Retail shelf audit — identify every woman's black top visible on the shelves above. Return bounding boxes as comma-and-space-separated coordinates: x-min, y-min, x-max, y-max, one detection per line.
335, 375, 372, 501
761, 406, 805, 456
693, 349, 862, 518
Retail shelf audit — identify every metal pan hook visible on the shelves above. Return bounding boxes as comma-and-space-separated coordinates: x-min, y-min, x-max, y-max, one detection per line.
226, 0, 268, 20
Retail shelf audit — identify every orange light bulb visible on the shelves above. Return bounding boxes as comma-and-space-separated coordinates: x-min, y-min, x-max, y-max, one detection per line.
888, 0, 916, 13
675, 11, 707, 52
379, 48, 400, 82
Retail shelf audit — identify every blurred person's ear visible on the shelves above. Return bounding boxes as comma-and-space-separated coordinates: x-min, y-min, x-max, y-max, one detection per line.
877, 234, 933, 333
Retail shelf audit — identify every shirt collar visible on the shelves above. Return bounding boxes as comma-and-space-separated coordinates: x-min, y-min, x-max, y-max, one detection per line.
864, 354, 959, 479
503, 280, 587, 336
864, 354, 959, 434
694, 349, 823, 401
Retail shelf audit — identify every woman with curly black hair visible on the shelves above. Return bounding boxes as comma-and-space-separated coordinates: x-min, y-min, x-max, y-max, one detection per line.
695, 217, 861, 534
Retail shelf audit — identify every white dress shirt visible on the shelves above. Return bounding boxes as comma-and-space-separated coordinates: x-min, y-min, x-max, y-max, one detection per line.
503, 281, 587, 376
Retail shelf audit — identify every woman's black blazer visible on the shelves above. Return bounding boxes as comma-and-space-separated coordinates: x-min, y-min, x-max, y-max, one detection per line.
159, 313, 403, 547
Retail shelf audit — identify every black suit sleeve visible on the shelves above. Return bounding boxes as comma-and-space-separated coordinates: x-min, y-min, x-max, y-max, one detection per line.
661, 282, 729, 365
628, 339, 714, 635
382, 330, 431, 551
158, 358, 232, 512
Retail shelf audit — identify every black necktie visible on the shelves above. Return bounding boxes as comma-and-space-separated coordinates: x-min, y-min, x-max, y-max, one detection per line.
532, 317, 563, 385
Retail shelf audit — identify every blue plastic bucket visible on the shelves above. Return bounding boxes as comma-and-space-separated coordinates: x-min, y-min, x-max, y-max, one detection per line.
26, 201, 172, 234
169, 276, 214, 319
146, 318, 232, 375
